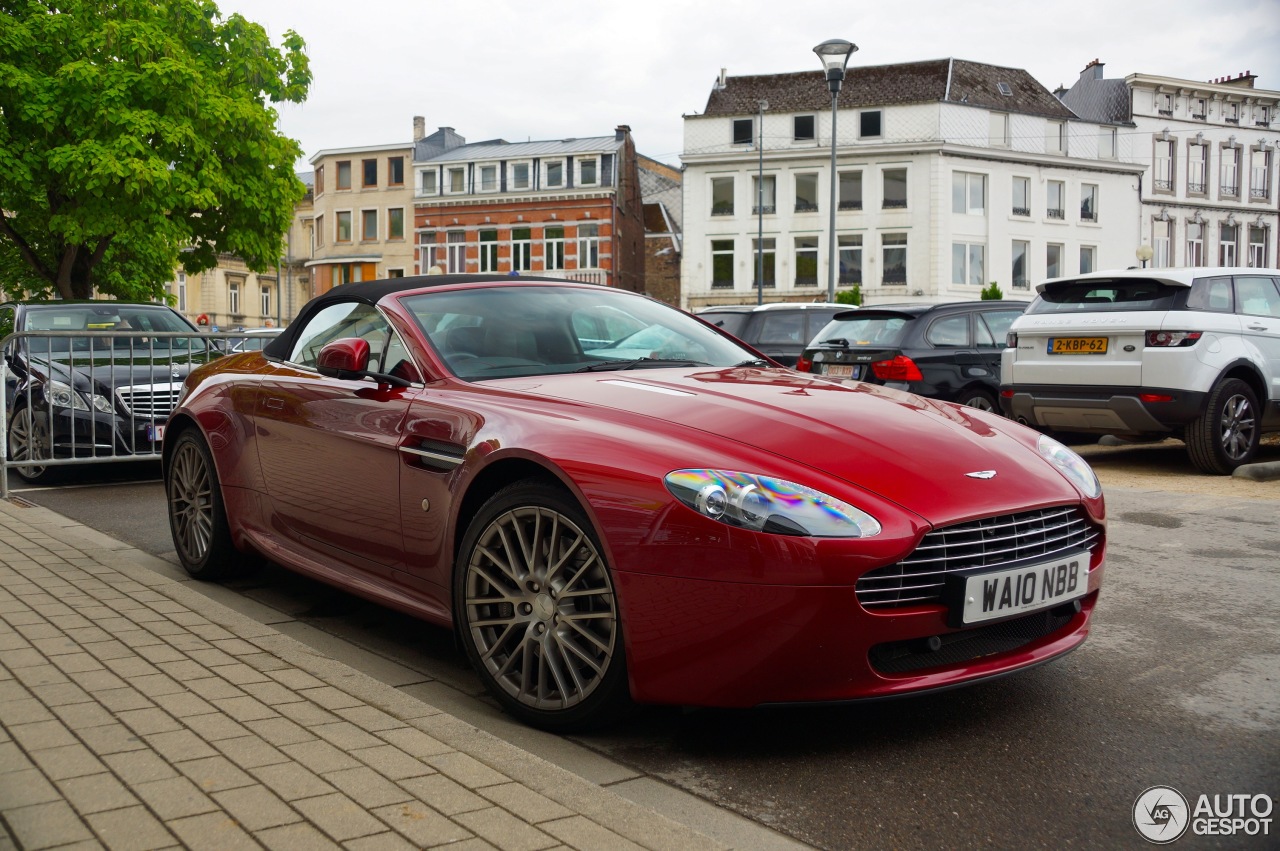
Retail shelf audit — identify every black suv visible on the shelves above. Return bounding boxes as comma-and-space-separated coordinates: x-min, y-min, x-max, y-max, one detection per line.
796, 301, 1027, 410
696, 303, 845, 367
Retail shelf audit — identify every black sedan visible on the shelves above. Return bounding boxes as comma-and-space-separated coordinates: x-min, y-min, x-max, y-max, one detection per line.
795, 301, 1026, 410
2, 301, 215, 483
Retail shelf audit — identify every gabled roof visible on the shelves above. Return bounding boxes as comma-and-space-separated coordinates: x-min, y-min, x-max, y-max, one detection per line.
420, 135, 622, 164
702, 59, 1076, 120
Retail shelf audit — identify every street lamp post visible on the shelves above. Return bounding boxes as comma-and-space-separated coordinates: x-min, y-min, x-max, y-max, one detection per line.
1135, 244, 1153, 268
814, 38, 858, 303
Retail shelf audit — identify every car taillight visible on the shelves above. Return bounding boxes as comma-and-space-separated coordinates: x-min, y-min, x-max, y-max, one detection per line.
1146, 330, 1202, 347
1140, 393, 1174, 403
795, 355, 812, 372
1006, 331, 1018, 348
871, 355, 924, 381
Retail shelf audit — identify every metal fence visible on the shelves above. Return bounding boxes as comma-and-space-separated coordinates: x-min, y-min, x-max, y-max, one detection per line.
1, 330, 260, 498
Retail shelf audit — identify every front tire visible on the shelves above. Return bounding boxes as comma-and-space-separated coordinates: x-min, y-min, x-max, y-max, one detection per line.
1186, 378, 1259, 474
454, 481, 630, 731
166, 429, 242, 579
7, 404, 57, 484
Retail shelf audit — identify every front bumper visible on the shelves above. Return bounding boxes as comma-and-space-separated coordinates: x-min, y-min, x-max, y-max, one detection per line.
37, 407, 164, 459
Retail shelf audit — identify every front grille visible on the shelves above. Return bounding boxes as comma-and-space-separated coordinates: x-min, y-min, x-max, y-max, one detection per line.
118, 383, 183, 419
869, 609, 1075, 674
856, 506, 1100, 610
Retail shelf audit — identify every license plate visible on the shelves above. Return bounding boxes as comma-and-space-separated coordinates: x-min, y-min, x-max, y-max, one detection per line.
147, 423, 166, 443
945, 551, 1089, 626
825, 364, 861, 379
1048, 336, 1108, 355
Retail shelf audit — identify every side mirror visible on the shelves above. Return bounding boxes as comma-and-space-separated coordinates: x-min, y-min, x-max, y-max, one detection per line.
317, 337, 371, 380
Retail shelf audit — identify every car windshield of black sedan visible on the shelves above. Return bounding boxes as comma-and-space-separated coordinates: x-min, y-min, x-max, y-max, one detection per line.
22, 305, 209, 358
402, 286, 757, 379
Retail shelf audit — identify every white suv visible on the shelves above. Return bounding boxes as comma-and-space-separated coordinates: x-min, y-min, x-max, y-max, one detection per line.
1000, 267, 1280, 474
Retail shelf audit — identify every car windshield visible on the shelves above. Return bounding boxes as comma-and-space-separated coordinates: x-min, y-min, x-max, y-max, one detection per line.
1026, 278, 1184, 314
21, 305, 208, 358
402, 285, 758, 380
811, 314, 911, 348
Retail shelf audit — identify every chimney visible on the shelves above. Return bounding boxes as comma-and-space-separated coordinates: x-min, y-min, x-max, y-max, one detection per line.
1079, 58, 1104, 83
715, 67, 727, 91
413, 116, 425, 141
615, 124, 631, 142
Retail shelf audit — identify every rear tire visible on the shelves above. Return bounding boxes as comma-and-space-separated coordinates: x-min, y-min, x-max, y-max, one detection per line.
165, 429, 244, 580
1186, 378, 1259, 474
956, 388, 997, 412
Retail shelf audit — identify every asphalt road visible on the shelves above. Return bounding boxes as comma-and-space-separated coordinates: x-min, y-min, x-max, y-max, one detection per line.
6, 454, 1278, 850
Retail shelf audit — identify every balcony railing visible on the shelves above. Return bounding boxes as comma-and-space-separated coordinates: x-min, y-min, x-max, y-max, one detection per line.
1154, 179, 1173, 191
1226, 117, 1240, 124
1013, 277, 1030, 289
794, 276, 818, 287
883, 199, 908, 209
1252, 188, 1271, 200
752, 205, 776, 215
1188, 182, 1206, 194
711, 204, 734, 216
752, 279, 777, 288
1012, 206, 1030, 216
838, 272, 863, 285
794, 201, 819, 213
1047, 208, 1065, 220
711, 278, 734, 289
1081, 211, 1097, 222
1158, 109, 1173, 117
1192, 113, 1207, 120
838, 200, 863, 210
882, 269, 907, 284
1221, 184, 1239, 196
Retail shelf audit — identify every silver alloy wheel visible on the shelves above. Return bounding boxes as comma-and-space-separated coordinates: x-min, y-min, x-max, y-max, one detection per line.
464, 505, 617, 711
964, 395, 996, 412
8, 406, 49, 479
1218, 391, 1256, 462
169, 439, 215, 563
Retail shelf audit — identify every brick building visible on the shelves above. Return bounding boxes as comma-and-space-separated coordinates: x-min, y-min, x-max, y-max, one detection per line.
639, 155, 683, 305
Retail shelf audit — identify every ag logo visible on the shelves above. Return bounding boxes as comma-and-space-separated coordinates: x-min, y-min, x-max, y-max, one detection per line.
1134, 786, 1190, 843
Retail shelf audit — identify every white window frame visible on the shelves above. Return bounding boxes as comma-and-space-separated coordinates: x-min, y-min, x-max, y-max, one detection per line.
1153, 218, 1172, 268
511, 227, 532, 272
544, 159, 565, 189
1046, 121, 1067, 155
1046, 181, 1065, 220
544, 227, 565, 271
1012, 176, 1030, 216
711, 176, 735, 216
988, 112, 1010, 147
1080, 184, 1098, 223
1250, 149, 1272, 201
838, 170, 862, 211
577, 157, 599, 187
951, 241, 986, 286
1248, 226, 1268, 267
261, 285, 271, 318
229, 281, 241, 315
793, 115, 816, 142
1219, 224, 1238, 266
951, 172, 986, 216
1188, 142, 1208, 194
446, 230, 466, 274
446, 167, 466, 194
858, 110, 882, 140
1221, 146, 1240, 196
477, 163, 499, 193
752, 174, 777, 214
751, 238, 776, 288
1046, 243, 1063, 279
794, 173, 819, 213
576, 224, 599, 268
1011, 240, 1030, 289
882, 167, 908, 209
420, 169, 438, 196
478, 230, 498, 273
1079, 245, 1096, 274
175, 272, 187, 312
881, 233, 907, 284
711, 239, 735, 288
1154, 139, 1175, 192
1099, 127, 1116, 159
794, 236, 819, 286
1186, 222, 1205, 266
509, 161, 531, 191
838, 235, 862, 285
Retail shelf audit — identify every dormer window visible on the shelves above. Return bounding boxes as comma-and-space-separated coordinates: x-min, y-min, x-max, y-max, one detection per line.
545, 160, 565, 188
510, 162, 531, 190
579, 157, 599, 187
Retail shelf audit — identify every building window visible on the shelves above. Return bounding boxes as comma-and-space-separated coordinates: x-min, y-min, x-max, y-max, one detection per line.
733, 118, 754, 145
1192, 98, 1207, 120
229, 281, 241, 315
336, 161, 351, 190
882, 168, 907, 209
1080, 245, 1096, 274
361, 209, 377, 241
711, 239, 734, 288
388, 157, 404, 186
1080, 184, 1098, 222
315, 214, 324, 247
545, 160, 564, 188
1220, 224, 1238, 266
1248, 225, 1268, 267
579, 157, 599, 186
1225, 102, 1240, 124
1221, 147, 1240, 196
362, 158, 377, 188
989, 113, 1010, 147
387, 269, 404, 278
175, 272, 187, 312
261, 285, 271, 318
752, 238, 776, 288
952, 172, 986, 215
1259, 106, 1272, 127
511, 162, 531, 190
1046, 122, 1066, 155
1154, 139, 1175, 192
1153, 218, 1172, 268
1012, 177, 1030, 216
477, 164, 498, 192
794, 115, 815, 142
1012, 240, 1030, 289
794, 237, 818, 286
1188, 142, 1208, 194
1099, 127, 1116, 159
1046, 181, 1065, 219
388, 208, 404, 241
838, 171, 862, 210
859, 111, 882, 139
315, 165, 324, 195
447, 230, 466, 273
479, 230, 498, 272
1186, 221, 1204, 266
544, 227, 565, 270
1046, 243, 1063, 279
336, 211, 352, 243
1157, 92, 1173, 116
1251, 149, 1272, 200
447, 167, 465, 193
511, 228, 532, 271
752, 174, 776, 214
576, 224, 599, 268
952, 242, 986, 286
882, 233, 907, 284
711, 176, 734, 215
794, 173, 819, 213
421, 170, 437, 195
838, 235, 862, 284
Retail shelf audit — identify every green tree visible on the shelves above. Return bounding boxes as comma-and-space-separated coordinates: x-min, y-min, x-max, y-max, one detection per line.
980, 281, 1004, 300
0, 0, 310, 301
835, 285, 862, 306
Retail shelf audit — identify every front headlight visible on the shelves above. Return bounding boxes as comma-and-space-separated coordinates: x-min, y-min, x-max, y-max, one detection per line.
1038, 435, 1102, 498
45, 380, 114, 414
664, 469, 882, 538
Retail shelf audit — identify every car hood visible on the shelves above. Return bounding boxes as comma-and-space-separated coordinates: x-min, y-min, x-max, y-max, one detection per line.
498, 366, 1084, 525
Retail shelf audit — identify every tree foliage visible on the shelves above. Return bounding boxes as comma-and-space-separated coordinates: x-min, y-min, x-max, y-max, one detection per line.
980, 281, 1004, 300
835, 285, 862, 306
0, 0, 310, 300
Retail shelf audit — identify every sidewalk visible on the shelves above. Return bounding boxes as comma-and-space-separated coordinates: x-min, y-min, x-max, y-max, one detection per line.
0, 498, 727, 851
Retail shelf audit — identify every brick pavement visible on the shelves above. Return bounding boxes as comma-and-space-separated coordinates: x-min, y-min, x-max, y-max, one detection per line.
0, 498, 725, 851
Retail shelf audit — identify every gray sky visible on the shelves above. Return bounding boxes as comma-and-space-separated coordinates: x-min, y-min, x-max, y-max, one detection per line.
222, 0, 1280, 171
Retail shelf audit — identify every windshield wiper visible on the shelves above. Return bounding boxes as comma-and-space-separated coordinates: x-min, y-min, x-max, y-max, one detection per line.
732, 359, 771, 367
576, 357, 710, 372
819, 338, 849, 347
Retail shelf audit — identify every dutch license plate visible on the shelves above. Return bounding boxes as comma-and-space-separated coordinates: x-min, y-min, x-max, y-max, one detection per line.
946, 551, 1089, 626
825, 364, 861, 379
1048, 336, 1108, 355
147, 423, 166, 443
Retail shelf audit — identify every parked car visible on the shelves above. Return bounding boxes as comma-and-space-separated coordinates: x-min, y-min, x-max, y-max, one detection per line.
227, 327, 283, 353
1000, 267, 1280, 473
1, 301, 214, 483
796, 301, 1027, 411
696, 302, 846, 366
164, 274, 1105, 731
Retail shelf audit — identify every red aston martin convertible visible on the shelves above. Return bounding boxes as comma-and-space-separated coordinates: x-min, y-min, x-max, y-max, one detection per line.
164, 275, 1106, 730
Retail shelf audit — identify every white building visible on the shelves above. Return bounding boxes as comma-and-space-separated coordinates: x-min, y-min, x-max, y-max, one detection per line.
680, 58, 1147, 309
1062, 62, 1279, 269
